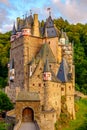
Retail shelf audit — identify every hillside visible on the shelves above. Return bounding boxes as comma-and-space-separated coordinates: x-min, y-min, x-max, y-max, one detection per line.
54, 97, 87, 130
62, 98, 87, 130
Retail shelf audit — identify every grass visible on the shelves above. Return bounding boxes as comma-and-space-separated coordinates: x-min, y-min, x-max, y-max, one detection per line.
62, 98, 87, 130
0, 122, 7, 130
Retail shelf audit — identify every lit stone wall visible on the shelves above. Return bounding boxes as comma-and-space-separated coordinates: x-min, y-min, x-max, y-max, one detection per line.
15, 101, 40, 123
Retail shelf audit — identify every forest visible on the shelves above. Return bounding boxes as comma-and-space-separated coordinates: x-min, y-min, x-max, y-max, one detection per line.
0, 18, 87, 94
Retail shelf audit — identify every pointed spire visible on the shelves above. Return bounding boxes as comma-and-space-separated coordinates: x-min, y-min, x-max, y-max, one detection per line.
23, 18, 29, 29
57, 57, 69, 82
65, 32, 69, 44
44, 59, 50, 72
61, 29, 65, 38
43, 58, 51, 81
12, 22, 16, 35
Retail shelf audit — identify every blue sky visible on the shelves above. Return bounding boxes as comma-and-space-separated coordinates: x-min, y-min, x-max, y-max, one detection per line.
0, 0, 87, 33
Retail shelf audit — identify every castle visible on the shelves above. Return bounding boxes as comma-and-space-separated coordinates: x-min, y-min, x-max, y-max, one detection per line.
6, 12, 75, 130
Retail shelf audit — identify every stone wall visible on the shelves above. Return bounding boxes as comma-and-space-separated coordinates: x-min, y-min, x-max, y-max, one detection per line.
5, 86, 20, 102
40, 111, 56, 130
65, 83, 75, 119
15, 101, 40, 123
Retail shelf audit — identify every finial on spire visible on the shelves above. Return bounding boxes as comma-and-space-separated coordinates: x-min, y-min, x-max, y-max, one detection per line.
47, 8, 51, 16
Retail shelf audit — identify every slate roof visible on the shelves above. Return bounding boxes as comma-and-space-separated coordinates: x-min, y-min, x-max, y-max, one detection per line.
16, 91, 40, 101
22, 18, 31, 29
57, 58, 69, 82
41, 16, 58, 37
27, 15, 33, 25
51, 70, 61, 82
17, 15, 33, 31
28, 43, 60, 82
46, 27, 58, 37
45, 16, 54, 28
44, 59, 50, 72
36, 43, 56, 64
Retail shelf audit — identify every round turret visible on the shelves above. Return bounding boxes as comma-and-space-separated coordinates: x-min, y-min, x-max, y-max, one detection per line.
21, 18, 31, 36
43, 59, 51, 81
60, 29, 66, 44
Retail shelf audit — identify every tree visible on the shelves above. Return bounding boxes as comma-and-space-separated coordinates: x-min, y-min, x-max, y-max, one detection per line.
0, 32, 11, 88
0, 91, 13, 112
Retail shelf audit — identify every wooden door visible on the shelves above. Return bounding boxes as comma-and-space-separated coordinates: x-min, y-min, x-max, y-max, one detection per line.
22, 108, 34, 122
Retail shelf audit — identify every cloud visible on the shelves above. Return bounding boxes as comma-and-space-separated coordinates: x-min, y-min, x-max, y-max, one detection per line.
1, 0, 87, 33
0, 0, 10, 6
51, 0, 87, 23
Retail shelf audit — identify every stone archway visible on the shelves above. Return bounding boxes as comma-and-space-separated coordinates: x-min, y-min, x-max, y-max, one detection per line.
22, 107, 34, 122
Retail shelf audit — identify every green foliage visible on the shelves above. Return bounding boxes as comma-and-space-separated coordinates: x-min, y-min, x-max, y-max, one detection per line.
54, 18, 87, 94
0, 32, 11, 88
0, 91, 13, 111
61, 98, 87, 130
55, 96, 70, 130
0, 122, 7, 130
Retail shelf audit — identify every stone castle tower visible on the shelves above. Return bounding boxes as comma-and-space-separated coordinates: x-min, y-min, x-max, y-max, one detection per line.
6, 12, 75, 130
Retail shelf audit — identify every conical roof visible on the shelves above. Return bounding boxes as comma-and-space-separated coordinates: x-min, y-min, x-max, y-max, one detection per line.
57, 57, 69, 82
22, 17, 31, 29
27, 15, 33, 25
61, 29, 65, 38
45, 16, 54, 28
12, 23, 16, 35
44, 59, 50, 72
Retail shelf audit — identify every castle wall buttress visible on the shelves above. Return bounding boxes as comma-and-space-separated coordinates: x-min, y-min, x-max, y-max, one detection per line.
65, 83, 75, 119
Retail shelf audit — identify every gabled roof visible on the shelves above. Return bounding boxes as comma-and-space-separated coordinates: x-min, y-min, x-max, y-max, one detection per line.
57, 58, 69, 82
36, 43, 56, 63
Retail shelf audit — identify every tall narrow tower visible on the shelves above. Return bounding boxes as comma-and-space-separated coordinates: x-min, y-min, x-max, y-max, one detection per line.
33, 14, 40, 37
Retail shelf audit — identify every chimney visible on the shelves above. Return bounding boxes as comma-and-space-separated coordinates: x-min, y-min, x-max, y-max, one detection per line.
33, 14, 40, 37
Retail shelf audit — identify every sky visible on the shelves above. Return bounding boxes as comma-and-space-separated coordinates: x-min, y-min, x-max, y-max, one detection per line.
0, 0, 87, 33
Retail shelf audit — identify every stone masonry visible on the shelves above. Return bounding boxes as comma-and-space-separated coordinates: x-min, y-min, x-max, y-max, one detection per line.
6, 12, 75, 130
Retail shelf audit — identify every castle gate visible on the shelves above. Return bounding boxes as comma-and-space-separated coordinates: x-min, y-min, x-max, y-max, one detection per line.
22, 107, 34, 122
